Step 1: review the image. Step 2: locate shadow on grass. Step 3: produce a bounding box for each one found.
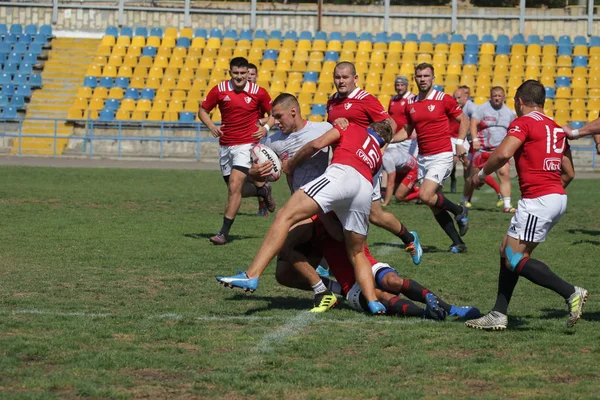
[567,228,600,237]
[370,242,445,253]
[541,309,600,322]
[184,233,259,242]
[225,294,311,313]
[571,239,600,246]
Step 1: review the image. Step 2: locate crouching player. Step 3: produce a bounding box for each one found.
[276,213,481,318]
[380,144,420,206]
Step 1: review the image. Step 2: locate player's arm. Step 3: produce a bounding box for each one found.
[252,91,274,140]
[562,117,600,141]
[454,112,469,160]
[400,122,414,143]
[248,160,273,181]
[385,117,397,136]
[473,136,522,187]
[470,116,481,151]
[561,148,575,189]
[284,127,340,174]
[198,106,223,138]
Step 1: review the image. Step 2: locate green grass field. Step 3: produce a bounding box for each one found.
[1,165,599,399]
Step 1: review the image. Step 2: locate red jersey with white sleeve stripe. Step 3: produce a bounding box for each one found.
[404,89,463,156]
[201,80,272,146]
[506,111,569,199]
[327,87,390,128]
[330,123,384,182]
[388,91,415,133]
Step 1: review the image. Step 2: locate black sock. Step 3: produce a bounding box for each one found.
[397,225,414,245]
[241,181,259,197]
[518,257,575,299]
[434,193,462,215]
[451,165,456,183]
[492,257,519,315]
[256,186,268,198]
[388,296,423,317]
[220,217,234,236]
[434,211,463,245]
[400,279,428,303]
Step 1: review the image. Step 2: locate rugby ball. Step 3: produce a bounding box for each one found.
[251,144,282,182]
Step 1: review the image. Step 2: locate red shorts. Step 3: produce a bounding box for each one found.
[472,151,491,169]
[396,163,419,190]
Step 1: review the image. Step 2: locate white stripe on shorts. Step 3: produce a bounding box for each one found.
[304,177,330,198]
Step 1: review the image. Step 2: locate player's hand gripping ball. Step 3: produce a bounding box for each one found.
[251,144,282,182]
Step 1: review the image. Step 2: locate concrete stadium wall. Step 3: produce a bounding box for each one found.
[0,4,597,37]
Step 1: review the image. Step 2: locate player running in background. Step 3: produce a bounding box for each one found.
[403,63,470,254]
[462,87,516,213]
[216,120,395,315]
[388,75,418,157]
[199,57,274,245]
[380,145,420,205]
[276,213,481,318]
[329,62,422,265]
[466,80,587,331]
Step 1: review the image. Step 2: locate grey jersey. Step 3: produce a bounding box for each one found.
[264,121,332,192]
[383,145,417,173]
[473,102,516,151]
[463,100,478,119]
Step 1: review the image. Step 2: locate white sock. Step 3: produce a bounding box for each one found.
[460,195,469,203]
[311,280,327,295]
[503,197,511,208]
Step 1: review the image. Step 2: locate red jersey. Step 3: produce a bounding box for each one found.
[388,92,415,132]
[327,88,390,128]
[404,89,463,156]
[331,123,383,182]
[507,111,568,199]
[201,80,272,146]
[313,214,378,295]
[449,116,460,139]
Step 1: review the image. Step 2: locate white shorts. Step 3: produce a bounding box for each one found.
[300,164,373,236]
[371,166,383,202]
[419,152,454,185]
[451,137,471,155]
[219,143,253,177]
[346,262,393,312]
[507,194,567,243]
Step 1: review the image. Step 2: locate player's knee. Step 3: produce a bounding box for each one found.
[504,247,524,271]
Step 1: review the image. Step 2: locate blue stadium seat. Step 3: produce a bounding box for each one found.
[15,84,31,97]
[134,27,148,38]
[573,56,588,67]
[99,109,115,122]
[18,63,32,74]
[389,33,403,42]
[140,88,155,100]
[10,24,23,35]
[315,31,328,41]
[299,31,313,41]
[1,106,18,119]
[421,33,433,43]
[0,42,10,55]
[99,77,114,88]
[590,36,600,47]
[254,30,268,40]
[573,35,587,46]
[29,73,42,87]
[269,30,283,40]
[433,84,444,91]
[150,27,164,38]
[303,71,318,82]
[558,35,572,47]
[32,34,48,46]
[115,77,129,89]
[176,37,190,48]
[3,63,17,74]
[464,53,478,65]
[1,83,15,96]
[0,73,10,85]
[142,46,157,57]
[4,34,18,44]
[557,46,572,56]
[12,73,27,85]
[105,26,119,37]
[359,32,373,42]
[39,24,53,38]
[83,76,98,88]
[324,51,339,62]
[571,120,585,128]
[527,35,541,45]
[8,52,21,63]
[263,49,278,60]
[555,77,570,88]
[0,95,7,107]
[481,34,494,44]
[124,88,139,100]
[104,98,120,110]
[511,34,525,44]
[240,29,253,40]
[466,34,479,44]
[24,24,37,36]
[120,26,133,37]
[450,33,464,43]
[28,43,42,55]
[543,35,557,46]
[224,29,237,39]
[23,53,38,64]
[434,33,449,45]
[209,28,222,39]
[11,95,25,109]
[284,31,298,41]
[0,24,7,36]
[330,32,342,41]
[179,111,195,123]
[344,32,358,42]
[18,34,33,44]
[405,33,419,43]
[374,32,387,44]
[311,104,327,116]
[496,35,510,54]
[194,28,207,39]
[465,43,478,53]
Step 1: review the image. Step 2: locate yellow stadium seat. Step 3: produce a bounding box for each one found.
[161,76,176,90]
[313,91,329,104]
[146,36,161,47]
[278,48,294,61]
[147,110,163,122]
[388,41,403,53]
[252,38,267,50]
[572,66,587,79]
[149,67,164,79]
[540,75,554,87]
[494,54,509,66]
[447,53,462,65]
[418,42,433,53]
[308,51,324,62]
[72,96,88,110]
[88,96,105,111]
[478,64,493,77]
[222,38,236,49]
[365,82,379,95]
[374,42,387,52]
[491,75,506,87]
[282,39,297,50]
[480,43,495,55]
[474,96,487,105]
[327,40,342,52]
[180,28,193,39]
[145,76,161,90]
[184,100,199,112]
[384,61,400,74]
[68,107,83,119]
[153,55,168,69]
[307,60,322,72]
[445,74,460,86]
[525,66,540,80]
[298,91,313,105]
[300,103,311,116]
[573,45,587,57]
[525,55,540,66]
[527,44,541,56]
[399,62,414,76]
[115,109,130,121]
[117,66,132,78]
[115,36,130,47]
[404,41,418,53]
[589,76,600,89]
[365,72,381,85]
[96,45,111,57]
[130,110,146,121]
[342,40,357,52]
[541,54,556,67]
[355,61,369,76]
[168,99,184,113]
[215,57,230,70]
[165,111,180,122]
[479,54,494,67]
[555,87,571,99]
[152,98,168,112]
[191,79,207,92]
[284,80,300,94]
[417,53,432,64]
[132,66,148,78]
[449,42,464,54]
[155,88,171,101]
[371,51,386,64]
[267,38,281,50]
[590,88,600,99]
[380,81,396,95]
[85,110,99,120]
[172,47,187,58]
[102,65,117,78]
[554,109,570,125]
[93,56,107,66]
[259,59,275,72]
[590,56,600,68]
[358,40,373,52]
[434,43,449,53]
[297,39,312,51]
[542,44,556,56]
[589,109,600,121]
[354,51,369,63]
[157,46,172,58]
[511,43,526,56]
[270,80,285,94]
[434,63,446,76]
[134,56,151,68]
[556,67,571,77]
[233,47,248,58]
[163,27,177,39]
[101,35,116,47]
[308,114,324,122]
[317,81,333,95]
[276,59,291,72]
[302,81,317,94]
[294,50,309,62]
[587,98,600,110]
[86,64,101,77]
[76,86,92,99]
[135,99,152,112]
[510,64,525,77]
[179,67,194,81]
[123,55,138,68]
[340,50,354,62]
[402,52,416,64]
[206,37,221,49]
[557,55,572,67]
[130,76,145,89]
[571,98,586,111]
[444,84,458,95]
[191,37,205,49]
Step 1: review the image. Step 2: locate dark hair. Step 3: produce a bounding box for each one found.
[490,86,505,94]
[369,120,394,144]
[230,57,249,69]
[335,61,357,76]
[415,62,434,75]
[272,93,300,109]
[247,63,258,71]
[515,80,545,108]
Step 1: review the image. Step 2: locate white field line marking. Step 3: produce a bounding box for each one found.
[373,237,403,258]
[255,311,316,354]
[0,308,433,326]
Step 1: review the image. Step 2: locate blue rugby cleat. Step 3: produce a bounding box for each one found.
[368,300,386,315]
[216,270,259,292]
[449,305,482,319]
[423,293,447,321]
[315,265,330,278]
[405,231,423,265]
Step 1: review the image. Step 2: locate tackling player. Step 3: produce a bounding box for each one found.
[199,57,274,245]
[403,63,470,253]
[380,145,420,205]
[466,80,587,331]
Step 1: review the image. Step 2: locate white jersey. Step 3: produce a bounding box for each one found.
[264,121,332,192]
[463,100,478,119]
[382,145,417,173]
[473,102,516,151]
